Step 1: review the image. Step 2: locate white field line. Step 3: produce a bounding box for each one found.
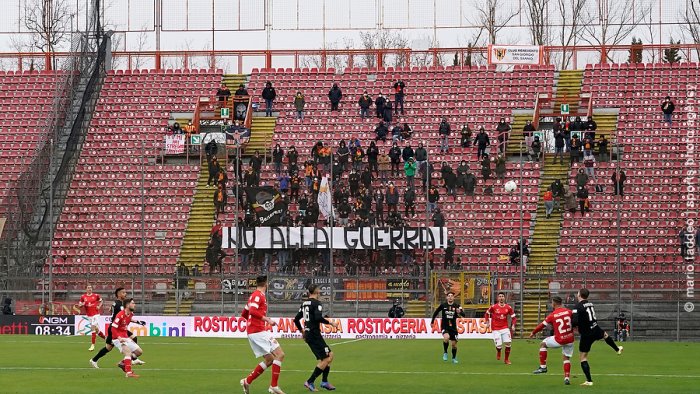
[1,366,699,379]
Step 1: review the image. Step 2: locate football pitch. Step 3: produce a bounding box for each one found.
[1,336,699,394]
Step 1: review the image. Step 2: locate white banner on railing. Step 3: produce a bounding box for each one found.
[488,45,543,65]
[221,227,447,250]
[164,134,185,154]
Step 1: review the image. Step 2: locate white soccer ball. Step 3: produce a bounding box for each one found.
[504,180,517,193]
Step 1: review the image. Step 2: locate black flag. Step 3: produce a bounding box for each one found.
[245,187,286,226]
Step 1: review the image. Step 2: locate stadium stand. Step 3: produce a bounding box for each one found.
[50,69,223,280]
[556,62,699,290]
[0,70,64,216]
[216,65,557,274]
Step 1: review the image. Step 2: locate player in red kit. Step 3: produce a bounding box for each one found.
[79,285,104,351]
[484,292,517,364]
[240,276,286,394]
[111,298,143,378]
[529,296,575,385]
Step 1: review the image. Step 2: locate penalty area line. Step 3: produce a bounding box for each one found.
[2,367,700,379]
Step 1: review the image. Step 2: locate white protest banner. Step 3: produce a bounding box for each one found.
[221,227,448,250]
[164,134,185,154]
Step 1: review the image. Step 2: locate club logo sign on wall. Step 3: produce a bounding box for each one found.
[246,187,286,226]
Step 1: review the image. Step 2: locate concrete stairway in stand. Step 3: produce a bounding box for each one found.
[554,70,584,114]
[246,115,277,156]
[506,113,535,156]
[521,157,571,331]
[163,162,216,315]
[222,74,249,91]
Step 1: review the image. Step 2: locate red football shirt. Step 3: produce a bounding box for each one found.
[243,289,268,334]
[543,307,574,344]
[80,293,102,317]
[111,310,132,339]
[485,303,515,330]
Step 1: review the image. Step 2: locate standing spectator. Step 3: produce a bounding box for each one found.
[401,143,414,163]
[298,192,309,217]
[422,161,435,189]
[585,116,597,141]
[612,170,626,196]
[438,117,451,153]
[272,144,284,176]
[336,140,350,170]
[509,244,520,266]
[576,186,589,217]
[495,155,506,180]
[404,187,416,217]
[680,227,689,258]
[523,120,536,153]
[207,157,220,187]
[583,152,596,180]
[404,157,417,189]
[337,199,351,226]
[383,99,393,124]
[401,122,413,140]
[460,124,473,148]
[378,152,390,183]
[481,153,491,180]
[206,240,226,274]
[234,84,249,96]
[570,135,581,164]
[432,208,445,227]
[348,169,360,197]
[389,143,402,176]
[217,84,231,103]
[205,138,218,162]
[530,135,542,162]
[474,127,490,160]
[571,116,584,132]
[661,96,675,126]
[213,184,227,217]
[374,189,385,225]
[414,142,428,176]
[250,151,263,183]
[563,189,577,213]
[551,179,564,211]
[386,183,399,214]
[216,168,228,189]
[543,188,554,218]
[358,91,373,119]
[428,185,440,213]
[393,79,406,115]
[575,168,589,188]
[261,81,276,117]
[444,239,456,269]
[598,135,609,162]
[374,121,389,142]
[582,136,594,157]
[496,118,512,154]
[279,173,290,195]
[361,167,373,190]
[328,83,343,111]
[375,93,386,118]
[290,173,301,202]
[293,91,306,121]
[553,129,565,164]
[352,144,365,172]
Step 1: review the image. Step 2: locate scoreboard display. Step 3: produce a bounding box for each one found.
[0,315,75,335]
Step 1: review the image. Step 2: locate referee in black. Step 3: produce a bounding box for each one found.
[294,284,340,391]
[572,288,623,386]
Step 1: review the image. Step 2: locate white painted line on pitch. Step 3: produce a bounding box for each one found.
[329,338,364,346]
[2,366,699,379]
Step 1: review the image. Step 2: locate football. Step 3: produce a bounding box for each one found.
[504,180,517,193]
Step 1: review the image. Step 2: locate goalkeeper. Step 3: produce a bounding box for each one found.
[89,287,146,368]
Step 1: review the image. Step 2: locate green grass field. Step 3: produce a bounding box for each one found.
[1,336,699,393]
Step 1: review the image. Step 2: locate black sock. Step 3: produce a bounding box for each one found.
[91,347,110,362]
[308,367,323,384]
[452,347,457,359]
[604,336,620,352]
[443,342,448,353]
[581,361,592,382]
[322,366,330,382]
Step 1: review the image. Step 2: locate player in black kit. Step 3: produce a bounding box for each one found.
[431,291,466,364]
[294,284,340,392]
[572,288,623,386]
[89,287,146,368]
